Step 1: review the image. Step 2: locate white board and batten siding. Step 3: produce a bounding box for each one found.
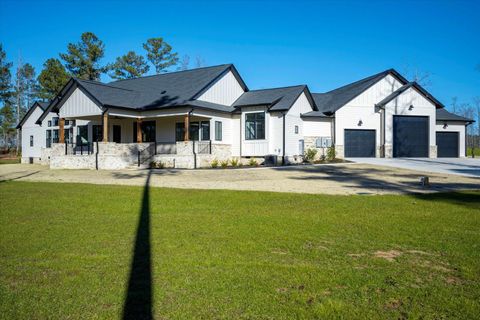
[335,74,403,147]
[240,106,269,156]
[59,88,102,118]
[21,106,45,159]
[284,92,314,156]
[384,87,437,147]
[197,71,245,106]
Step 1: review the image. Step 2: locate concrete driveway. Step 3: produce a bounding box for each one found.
[346,157,480,178]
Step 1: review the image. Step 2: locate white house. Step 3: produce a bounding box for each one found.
[18,64,474,169]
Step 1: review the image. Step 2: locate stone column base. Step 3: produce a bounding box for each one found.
[429,146,437,158]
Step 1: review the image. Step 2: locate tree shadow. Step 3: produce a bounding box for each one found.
[0,170,40,183]
[123,170,152,320]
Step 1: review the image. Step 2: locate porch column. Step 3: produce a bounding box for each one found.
[136,118,142,143]
[184,114,190,141]
[59,118,65,143]
[102,112,109,142]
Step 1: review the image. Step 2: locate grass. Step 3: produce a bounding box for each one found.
[467,147,480,157]
[0,157,20,164]
[0,181,479,319]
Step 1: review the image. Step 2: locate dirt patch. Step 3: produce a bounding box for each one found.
[384,298,403,310]
[347,253,365,258]
[374,250,402,262]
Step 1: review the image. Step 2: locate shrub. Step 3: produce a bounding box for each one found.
[230,158,239,167]
[248,158,258,166]
[149,160,165,169]
[220,160,229,168]
[211,159,219,168]
[304,148,317,162]
[326,146,336,161]
[319,154,326,162]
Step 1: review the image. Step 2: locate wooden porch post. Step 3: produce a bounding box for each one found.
[184,113,190,141]
[59,118,65,143]
[102,112,109,142]
[136,118,142,143]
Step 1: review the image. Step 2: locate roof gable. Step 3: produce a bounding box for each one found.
[312,69,408,114]
[376,82,445,109]
[17,102,47,129]
[436,108,474,122]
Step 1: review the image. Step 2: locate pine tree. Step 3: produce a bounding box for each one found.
[107,51,150,80]
[143,38,178,73]
[38,58,70,100]
[0,44,12,103]
[0,101,15,148]
[60,32,105,80]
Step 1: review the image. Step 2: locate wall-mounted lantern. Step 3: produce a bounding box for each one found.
[408,104,414,111]
[443,122,448,129]
[358,119,363,126]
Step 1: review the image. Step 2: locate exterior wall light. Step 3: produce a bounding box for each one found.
[358,119,363,126]
[408,105,414,111]
[443,123,448,129]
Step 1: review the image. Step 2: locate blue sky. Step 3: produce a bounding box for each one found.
[1,0,479,109]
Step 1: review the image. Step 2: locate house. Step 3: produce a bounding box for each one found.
[18,64,474,169]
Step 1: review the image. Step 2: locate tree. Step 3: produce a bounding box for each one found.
[177,54,190,71]
[107,51,150,80]
[0,44,12,103]
[60,32,105,80]
[13,62,38,153]
[0,101,15,148]
[403,64,432,87]
[450,97,458,114]
[195,56,206,68]
[143,38,178,73]
[38,58,70,100]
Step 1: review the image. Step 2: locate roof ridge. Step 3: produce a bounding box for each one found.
[323,69,392,94]
[247,84,306,92]
[109,64,233,84]
[75,78,136,92]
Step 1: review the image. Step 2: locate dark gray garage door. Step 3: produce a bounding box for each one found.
[345,129,376,157]
[437,132,459,157]
[393,116,429,157]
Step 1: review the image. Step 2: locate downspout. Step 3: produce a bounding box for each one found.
[239,111,242,158]
[282,112,286,165]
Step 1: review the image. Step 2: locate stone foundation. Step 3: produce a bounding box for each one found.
[335,145,344,159]
[429,146,437,158]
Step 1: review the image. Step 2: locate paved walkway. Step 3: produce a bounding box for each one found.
[346,158,480,178]
[1,163,478,195]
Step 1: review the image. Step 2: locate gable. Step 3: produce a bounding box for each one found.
[21,105,44,128]
[197,71,245,106]
[288,92,314,116]
[347,74,403,107]
[59,88,103,118]
[385,86,436,110]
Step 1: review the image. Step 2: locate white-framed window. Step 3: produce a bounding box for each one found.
[245,112,265,140]
[30,135,34,147]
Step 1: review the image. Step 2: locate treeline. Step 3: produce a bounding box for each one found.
[0,32,199,150]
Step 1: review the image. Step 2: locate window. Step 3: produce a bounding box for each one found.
[65,120,69,126]
[65,128,74,144]
[30,135,34,147]
[71,120,76,126]
[175,122,185,141]
[295,125,299,134]
[93,125,103,142]
[52,117,59,126]
[201,121,210,141]
[132,121,156,142]
[46,130,52,148]
[52,129,59,143]
[48,120,52,127]
[245,112,265,140]
[190,122,200,141]
[215,121,222,141]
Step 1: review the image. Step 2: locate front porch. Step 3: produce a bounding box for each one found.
[49,112,231,169]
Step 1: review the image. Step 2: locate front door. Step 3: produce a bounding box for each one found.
[113,125,121,143]
[77,125,88,145]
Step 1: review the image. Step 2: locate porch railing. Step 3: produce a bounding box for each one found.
[64,141,95,155]
[194,140,212,154]
[155,142,176,155]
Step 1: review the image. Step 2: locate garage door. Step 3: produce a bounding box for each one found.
[393,116,429,157]
[345,129,376,157]
[437,132,459,157]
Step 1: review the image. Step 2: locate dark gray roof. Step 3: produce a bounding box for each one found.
[376,82,445,109]
[301,111,333,118]
[312,69,408,114]
[436,108,474,122]
[233,85,316,111]
[37,101,49,111]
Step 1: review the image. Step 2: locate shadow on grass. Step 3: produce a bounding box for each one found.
[0,170,40,183]
[123,170,152,320]
[413,191,480,210]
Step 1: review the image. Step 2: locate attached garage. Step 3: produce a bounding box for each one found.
[436,132,459,157]
[393,116,429,157]
[344,129,376,157]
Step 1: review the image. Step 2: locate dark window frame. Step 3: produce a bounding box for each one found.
[245,112,265,140]
[295,125,299,134]
[30,135,34,147]
[215,121,222,141]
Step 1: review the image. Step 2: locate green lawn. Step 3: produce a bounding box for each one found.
[1,181,479,319]
[467,147,480,157]
[0,158,20,165]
